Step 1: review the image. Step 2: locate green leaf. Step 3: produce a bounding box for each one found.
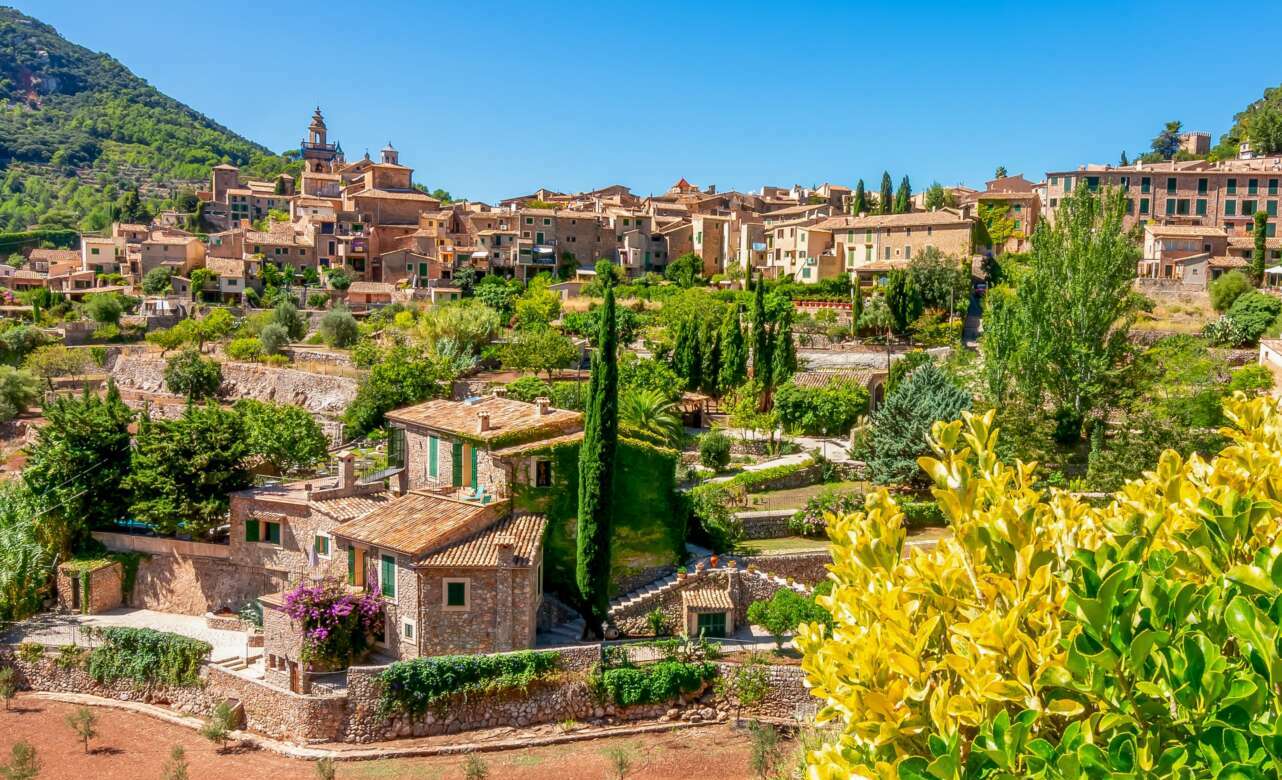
[1225,595,1281,683]
[1227,564,1280,596]
[897,757,931,780]
[1128,629,1169,673]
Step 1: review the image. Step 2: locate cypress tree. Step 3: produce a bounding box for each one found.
[1253,210,1268,285]
[851,179,867,215]
[575,275,619,640]
[751,271,771,388]
[770,308,797,384]
[894,175,912,214]
[1119,151,1129,167]
[879,172,894,215]
[699,318,722,396]
[718,304,747,392]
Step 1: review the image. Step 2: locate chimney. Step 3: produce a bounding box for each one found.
[534,397,551,416]
[477,411,491,433]
[338,451,355,489]
[495,535,515,567]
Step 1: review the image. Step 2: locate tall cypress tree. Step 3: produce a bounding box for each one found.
[751,271,771,388]
[718,304,747,392]
[851,179,867,215]
[699,319,722,396]
[1253,210,1269,285]
[576,270,619,640]
[770,308,797,384]
[894,175,912,214]
[879,172,894,215]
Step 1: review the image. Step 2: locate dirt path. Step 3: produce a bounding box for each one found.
[0,695,773,779]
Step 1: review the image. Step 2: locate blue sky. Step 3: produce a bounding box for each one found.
[16,0,1279,203]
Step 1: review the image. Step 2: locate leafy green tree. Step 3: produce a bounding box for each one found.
[188,267,216,301]
[23,383,132,551]
[1225,290,1282,343]
[501,326,578,381]
[620,387,682,447]
[259,322,289,355]
[65,706,97,753]
[978,285,1020,404]
[619,354,682,405]
[1253,210,1269,284]
[893,175,912,214]
[115,187,148,224]
[774,380,869,435]
[0,366,37,421]
[234,399,328,475]
[0,483,50,621]
[860,362,970,486]
[344,346,442,437]
[513,279,562,329]
[664,253,704,288]
[1209,268,1253,312]
[576,277,619,640]
[883,269,923,334]
[746,588,831,648]
[419,300,500,357]
[318,307,358,347]
[983,184,1139,439]
[84,292,125,325]
[878,172,893,215]
[163,348,222,400]
[850,179,867,214]
[325,267,352,292]
[670,315,702,391]
[1150,119,1183,160]
[274,300,306,340]
[922,182,955,210]
[197,307,235,345]
[126,403,251,537]
[908,246,967,314]
[141,267,173,295]
[718,305,747,393]
[994,165,1008,179]
[859,294,895,368]
[472,275,520,319]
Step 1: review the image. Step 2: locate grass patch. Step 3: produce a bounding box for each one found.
[736,536,829,556]
[737,480,866,512]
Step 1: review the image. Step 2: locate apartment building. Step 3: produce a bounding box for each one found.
[972,190,1040,255]
[1044,156,1282,240]
[814,211,974,284]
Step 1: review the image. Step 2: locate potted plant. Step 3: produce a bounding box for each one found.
[710,554,720,568]
[676,566,688,581]
[727,559,737,570]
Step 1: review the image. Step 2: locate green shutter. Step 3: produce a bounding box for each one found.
[381,555,396,598]
[266,522,281,545]
[245,519,259,543]
[347,546,356,585]
[451,441,463,487]
[470,446,479,490]
[447,581,466,606]
[429,435,438,478]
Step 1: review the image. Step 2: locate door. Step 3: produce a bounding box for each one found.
[70,575,81,611]
[696,611,726,638]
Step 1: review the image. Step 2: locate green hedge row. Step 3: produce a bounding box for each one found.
[0,229,78,256]
[85,626,210,688]
[595,660,717,707]
[377,650,560,717]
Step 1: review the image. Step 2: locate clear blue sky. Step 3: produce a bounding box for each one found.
[15,0,1278,203]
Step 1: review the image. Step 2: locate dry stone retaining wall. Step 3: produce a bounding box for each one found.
[742,551,832,588]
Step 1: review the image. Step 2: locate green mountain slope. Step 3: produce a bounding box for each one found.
[0,6,296,233]
[1209,83,1282,161]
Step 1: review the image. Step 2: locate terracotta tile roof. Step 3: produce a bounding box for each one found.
[683,589,733,610]
[765,203,832,217]
[791,368,882,390]
[29,249,79,264]
[975,190,1039,200]
[855,260,910,272]
[347,281,396,296]
[331,490,507,557]
[1210,256,1250,268]
[414,513,546,569]
[813,211,971,231]
[1148,225,1227,238]
[205,257,248,276]
[387,396,582,443]
[350,189,438,202]
[310,492,394,522]
[1228,236,1282,250]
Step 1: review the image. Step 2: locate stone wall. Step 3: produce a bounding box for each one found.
[716,661,817,721]
[737,510,796,540]
[610,567,797,637]
[129,551,288,616]
[741,551,832,587]
[106,354,357,417]
[55,562,123,615]
[205,665,346,743]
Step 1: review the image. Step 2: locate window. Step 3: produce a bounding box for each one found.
[1140,198,1150,214]
[314,534,330,558]
[1249,179,1259,195]
[1271,179,1280,196]
[244,519,258,542]
[1269,201,1278,217]
[1226,200,1237,216]
[1065,178,1073,192]
[1141,177,1151,193]
[1245,200,1261,216]
[402,619,415,640]
[1228,178,1238,195]
[444,579,468,609]
[535,459,552,487]
[380,554,396,598]
[428,435,438,478]
[1176,199,1190,216]
[525,217,533,224]
[245,518,280,544]
[451,441,464,487]
[543,218,550,226]
[1166,177,1176,194]
[90,247,100,255]
[1165,199,1176,216]
[265,521,281,545]
[696,611,727,638]
[1196,199,1207,216]
[1198,178,1208,195]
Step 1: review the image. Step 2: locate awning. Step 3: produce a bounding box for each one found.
[471,251,489,258]
[535,247,555,255]
[1266,265,1282,274]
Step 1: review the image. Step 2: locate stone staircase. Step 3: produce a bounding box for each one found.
[211,651,262,674]
[536,543,715,647]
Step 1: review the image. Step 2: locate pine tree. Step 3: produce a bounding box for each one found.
[575,277,619,640]
[1120,151,1129,167]
[859,362,971,487]
[1253,210,1269,285]
[851,179,867,215]
[994,165,1008,179]
[718,305,747,392]
[894,175,912,214]
[879,172,894,215]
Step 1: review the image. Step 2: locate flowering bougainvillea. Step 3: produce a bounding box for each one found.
[281,577,382,667]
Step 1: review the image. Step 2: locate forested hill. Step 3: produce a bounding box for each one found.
[0,6,296,233]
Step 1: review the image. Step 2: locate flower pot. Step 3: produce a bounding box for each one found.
[710,555,719,568]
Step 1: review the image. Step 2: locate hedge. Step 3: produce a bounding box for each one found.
[0,229,78,256]
[595,660,717,706]
[85,627,210,688]
[377,650,560,717]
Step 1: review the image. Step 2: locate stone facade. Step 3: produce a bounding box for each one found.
[129,549,288,616]
[737,509,796,540]
[741,551,832,588]
[55,561,123,615]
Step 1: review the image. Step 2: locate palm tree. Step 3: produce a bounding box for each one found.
[620,388,682,446]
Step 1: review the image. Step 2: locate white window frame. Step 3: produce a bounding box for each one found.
[442,577,470,611]
[314,532,333,559]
